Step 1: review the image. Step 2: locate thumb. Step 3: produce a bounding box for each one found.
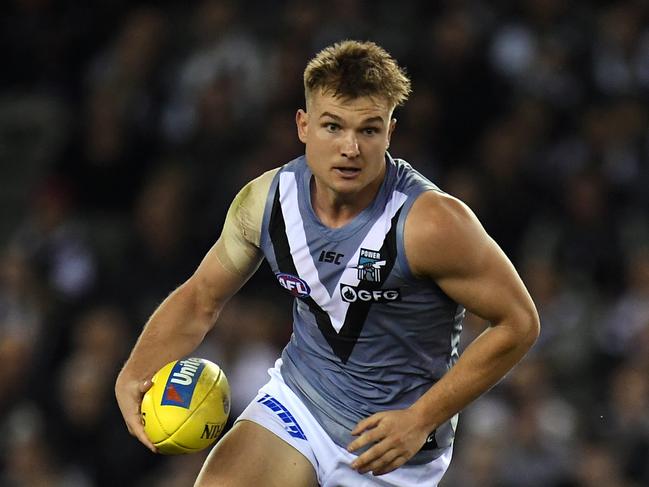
[139,378,153,394]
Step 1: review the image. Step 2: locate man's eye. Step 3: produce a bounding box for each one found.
[325,123,340,132]
[362,127,379,135]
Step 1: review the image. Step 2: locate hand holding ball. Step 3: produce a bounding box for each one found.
[141,357,230,454]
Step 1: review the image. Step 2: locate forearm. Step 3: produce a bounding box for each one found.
[118,279,220,384]
[410,317,538,432]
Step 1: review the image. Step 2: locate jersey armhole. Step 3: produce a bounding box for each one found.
[259,169,282,251]
[397,188,443,284]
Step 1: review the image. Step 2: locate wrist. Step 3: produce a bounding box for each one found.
[116,363,146,385]
[408,402,439,434]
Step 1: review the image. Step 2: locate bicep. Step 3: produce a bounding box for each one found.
[190,237,262,312]
[407,193,536,326]
[435,233,533,326]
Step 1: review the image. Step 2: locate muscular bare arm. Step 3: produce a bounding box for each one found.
[115,170,275,452]
[349,190,540,474]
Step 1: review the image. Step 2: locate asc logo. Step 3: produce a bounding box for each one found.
[340,284,401,303]
[276,273,311,298]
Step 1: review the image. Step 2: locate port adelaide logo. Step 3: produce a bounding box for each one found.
[354,248,385,282]
[340,248,401,303]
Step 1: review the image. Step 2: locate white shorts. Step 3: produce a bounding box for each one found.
[236,359,453,487]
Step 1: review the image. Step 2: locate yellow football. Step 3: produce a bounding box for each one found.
[141,357,230,455]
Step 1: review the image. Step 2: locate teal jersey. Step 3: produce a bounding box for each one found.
[259,154,464,464]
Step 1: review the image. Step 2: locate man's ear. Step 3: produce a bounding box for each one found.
[296,109,309,144]
[386,118,397,149]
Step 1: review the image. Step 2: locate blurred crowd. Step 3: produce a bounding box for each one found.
[1,0,648,486]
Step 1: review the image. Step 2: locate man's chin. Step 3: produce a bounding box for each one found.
[329,178,365,194]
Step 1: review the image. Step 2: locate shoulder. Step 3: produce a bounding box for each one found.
[407,190,481,241]
[227,167,280,246]
[235,167,280,208]
[234,157,305,207]
[404,190,491,280]
[232,168,280,222]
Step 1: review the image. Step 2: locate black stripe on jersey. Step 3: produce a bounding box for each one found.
[269,188,338,349]
[269,186,402,364]
[269,187,296,273]
[334,207,401,363]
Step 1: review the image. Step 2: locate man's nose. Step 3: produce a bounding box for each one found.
[341,133,360,158]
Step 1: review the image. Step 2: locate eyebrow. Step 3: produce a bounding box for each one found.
[319,112,385,126]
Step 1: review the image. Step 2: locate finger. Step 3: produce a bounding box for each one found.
[351,413,383,436]
[351,440,393,472]
[139,378,153,394]
[358,448,400,475]
[127,413,157,453]
[136,430,158,454]
[116,381,157,453]
[372,454,408,476]
[347,425,385,453]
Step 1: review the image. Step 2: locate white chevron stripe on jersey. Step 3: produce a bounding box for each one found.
[280,172,337,324]
[279,171,408,333]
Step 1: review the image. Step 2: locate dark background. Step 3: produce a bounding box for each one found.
[1,0,648,485]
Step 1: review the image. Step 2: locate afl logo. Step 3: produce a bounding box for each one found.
[276,273,311,297]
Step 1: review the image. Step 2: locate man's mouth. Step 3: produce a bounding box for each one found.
[333,167,361,176]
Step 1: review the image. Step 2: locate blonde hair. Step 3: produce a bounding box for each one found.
[303,40,412,109]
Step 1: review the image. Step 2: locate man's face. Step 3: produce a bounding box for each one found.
[296,90,396,199]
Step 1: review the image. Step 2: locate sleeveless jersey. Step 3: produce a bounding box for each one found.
[258,154,464,464]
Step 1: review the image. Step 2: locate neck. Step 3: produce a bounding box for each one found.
[310,171,384,229]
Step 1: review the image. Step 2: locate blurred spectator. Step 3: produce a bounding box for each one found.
[554,170,624,293]
[50,304,153,486]
[596,245,649,358]
[0,246,47,417]
[520,256,593,386]
[591,2,649,96]
[497,359,576,486]
[489,0,584,109]
[117,163,198,331]
[571,440,639,487]
[162,0,268,145]
[55,7,169,213]
[474,117,537,256]
[9,178,97,301]
[603,363,649,483]
[136,452,209,487]
[199,295,285,416]
[0,403,93,487]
